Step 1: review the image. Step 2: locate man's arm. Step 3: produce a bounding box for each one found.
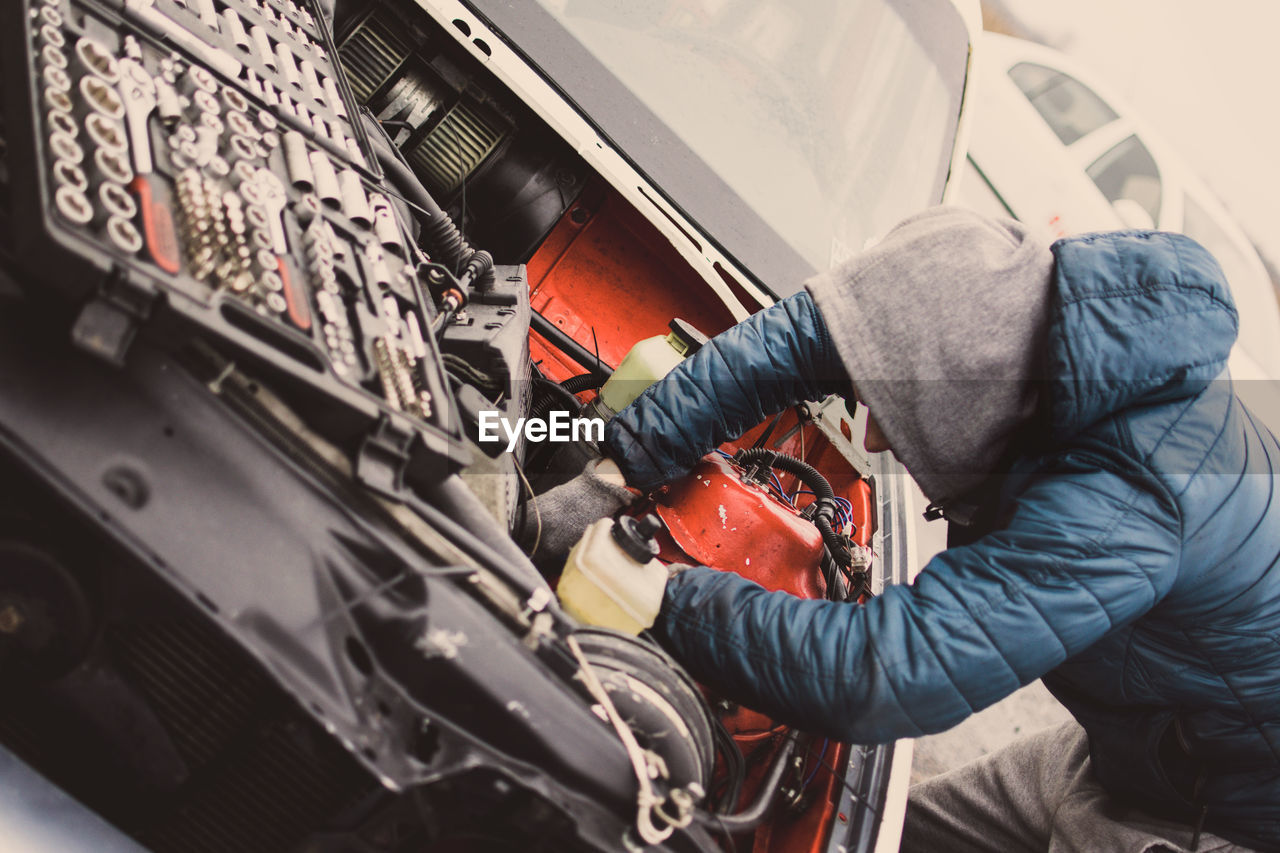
[605,291,850,491]
[651,452,1182,743]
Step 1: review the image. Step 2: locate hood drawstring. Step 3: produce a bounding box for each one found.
[1190,789,1208,851]
[1173,717,1209,851]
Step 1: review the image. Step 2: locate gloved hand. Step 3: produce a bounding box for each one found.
[519,457,637,570]
[664,562,695,578]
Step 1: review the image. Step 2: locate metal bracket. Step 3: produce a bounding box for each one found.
[356,415,416,498]
[807,398,872,480]
[71,265,155,366]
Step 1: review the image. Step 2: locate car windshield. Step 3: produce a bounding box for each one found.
[468,0,970,293]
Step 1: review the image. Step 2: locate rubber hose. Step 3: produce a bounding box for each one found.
[530,311,614,383]
[694,730,801,832]
[372,142,474,273]
[459,250,495,289]
[734,448,852,567]
[530,378,582,423]
[560,373,601,395]
[422,214,471,275]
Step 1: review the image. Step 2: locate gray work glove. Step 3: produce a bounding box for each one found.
[520,458,637,571]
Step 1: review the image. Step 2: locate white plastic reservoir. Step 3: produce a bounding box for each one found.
[557,515,668,635]
[597,319,707,416]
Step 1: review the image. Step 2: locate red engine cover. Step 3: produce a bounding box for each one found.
[650,454,827,600]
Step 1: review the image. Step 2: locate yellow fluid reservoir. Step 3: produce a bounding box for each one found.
[598,319,707,416]
[557,515,667,635]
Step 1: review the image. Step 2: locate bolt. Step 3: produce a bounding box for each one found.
[102,465,149,509]
[0,604,24,634]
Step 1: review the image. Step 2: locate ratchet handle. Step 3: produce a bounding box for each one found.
[130,174,181,274]
[278,257,311,331]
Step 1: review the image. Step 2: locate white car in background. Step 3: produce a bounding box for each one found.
[958,32,1280,421]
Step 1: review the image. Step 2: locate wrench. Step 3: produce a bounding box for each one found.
[123,0,241,78]
[193,0,218,31]
[246,169,311,330]
[118,58,180,273]
[248,168,288,254]
[118,58,156,174]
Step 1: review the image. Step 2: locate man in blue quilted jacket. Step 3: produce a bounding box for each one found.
[537,207,1279,851]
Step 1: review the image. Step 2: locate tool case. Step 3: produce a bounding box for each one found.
[0,0,471,491]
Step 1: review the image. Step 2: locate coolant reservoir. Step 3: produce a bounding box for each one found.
[597,319,707,416]
[557,514,668,635]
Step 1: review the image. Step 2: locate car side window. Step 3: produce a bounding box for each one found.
[1007,62,1119,146]
[1085,135,1162,225]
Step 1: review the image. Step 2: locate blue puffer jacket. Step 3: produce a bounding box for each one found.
[604,233,1280,850]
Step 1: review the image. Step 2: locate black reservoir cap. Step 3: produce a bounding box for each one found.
[612,514,663,563]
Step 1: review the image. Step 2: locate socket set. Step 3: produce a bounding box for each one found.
[1,0,471,487]
[133,0,373,170]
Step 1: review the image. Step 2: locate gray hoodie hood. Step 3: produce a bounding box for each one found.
[805,206,1054,503]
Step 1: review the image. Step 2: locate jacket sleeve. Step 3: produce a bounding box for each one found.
[651,453,1182,743]
[604,291,849,491]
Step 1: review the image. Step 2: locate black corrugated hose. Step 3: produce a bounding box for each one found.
[371,140,473,272]
[529,378,582,423]
[559,373,601,395]
[364,112,495,290]
[458,250,494,290]
[733,448,853,568]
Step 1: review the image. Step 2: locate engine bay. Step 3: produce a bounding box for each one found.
[0,0,910,850]
[350,2,893,848]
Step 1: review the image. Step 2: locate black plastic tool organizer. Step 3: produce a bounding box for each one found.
[1,0,471,491]
[143,0,374,171]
